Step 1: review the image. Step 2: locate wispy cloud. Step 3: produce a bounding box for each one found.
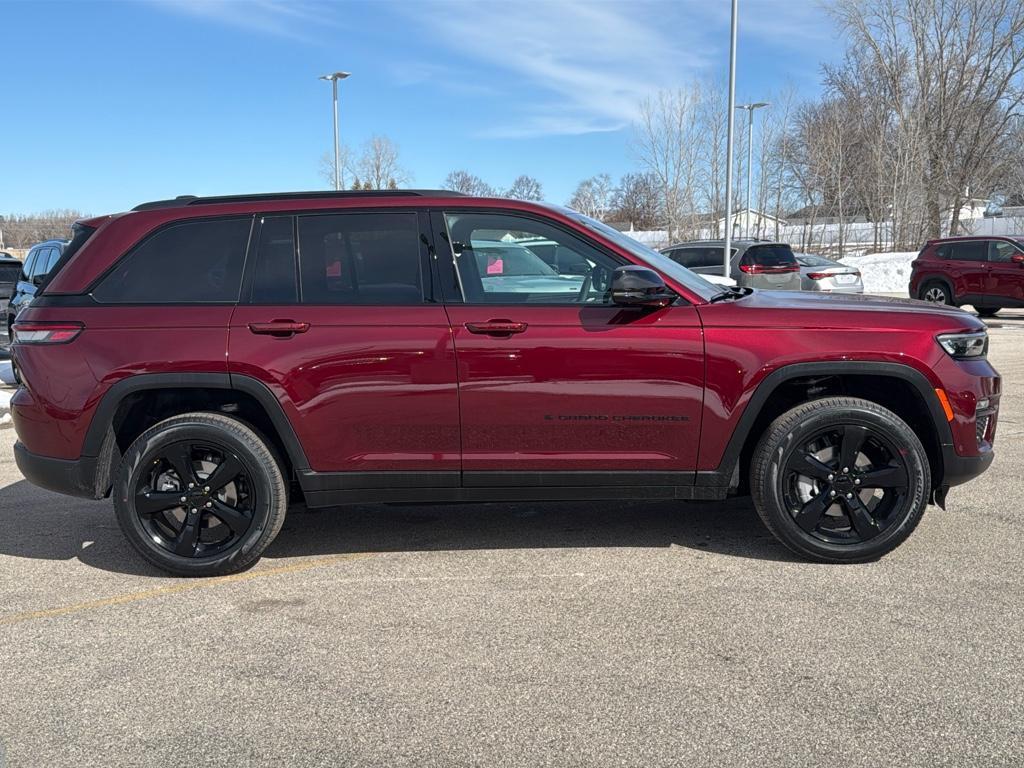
[149,0,340,42]
[395,0,711,138]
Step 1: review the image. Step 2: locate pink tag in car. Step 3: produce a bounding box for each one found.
[487,258,504,275]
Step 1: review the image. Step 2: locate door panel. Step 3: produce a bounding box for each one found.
[229,306,460,472]
[445,303,704,474]
[944,240,989,300]
[987,241,1024,307]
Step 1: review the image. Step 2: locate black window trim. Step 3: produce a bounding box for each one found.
[240,207,435,307]
[428,206,645,307]
[85,214,256,306]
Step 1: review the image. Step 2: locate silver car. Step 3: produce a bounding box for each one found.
[660,240,803,291]
[795,252,864,294]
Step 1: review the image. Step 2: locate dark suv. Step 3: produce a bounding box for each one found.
[909,235,1024,316]
[5,239,66,339]
[11,192,999,576]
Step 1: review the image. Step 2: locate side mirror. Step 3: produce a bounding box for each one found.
[1012,253,1024,265]
[610,265,676,308]
[31,272,47,287]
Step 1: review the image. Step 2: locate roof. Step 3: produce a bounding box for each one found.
[131,189,466,212]
[664,239,787,248]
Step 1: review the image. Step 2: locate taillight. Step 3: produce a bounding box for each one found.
[807,270,861,280]
[12,322,84,344]
[739,264,799,274]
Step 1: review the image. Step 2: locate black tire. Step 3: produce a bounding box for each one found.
[976,307,1000,318]
[920,281,953,305]
[750,397,929,563]
[113,412,288,577]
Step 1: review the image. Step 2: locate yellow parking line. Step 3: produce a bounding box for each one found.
[0,552,374,627]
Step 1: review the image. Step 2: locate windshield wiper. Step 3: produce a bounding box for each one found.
[709,286,752,303]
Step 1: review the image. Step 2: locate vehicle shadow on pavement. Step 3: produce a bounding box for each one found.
[0,480,801,576]
[262,496,800,564]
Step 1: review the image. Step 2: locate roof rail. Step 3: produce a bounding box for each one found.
[131,189,466,212]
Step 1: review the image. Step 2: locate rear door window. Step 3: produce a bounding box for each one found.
[93,217,251,303]
[250,216,298,303]
[21,250,39,280]
[947,241,988,262]
[40,247,61,276]
[296,212,423,305]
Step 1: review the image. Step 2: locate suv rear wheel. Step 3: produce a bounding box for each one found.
[920,281,953,305]
[976,307,1000,318]
[750,397,929,563]
[113,412,288,577]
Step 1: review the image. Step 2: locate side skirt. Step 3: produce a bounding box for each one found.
[297,470,728,507]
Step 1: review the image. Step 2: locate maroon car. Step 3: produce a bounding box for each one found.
[909,235,1024,316]
[10,192,1000,575]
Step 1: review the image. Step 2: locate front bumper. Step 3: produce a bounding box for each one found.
[941,444,994,487]
[14,441,102,500]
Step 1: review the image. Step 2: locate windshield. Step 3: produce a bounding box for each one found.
[564,210,723,301]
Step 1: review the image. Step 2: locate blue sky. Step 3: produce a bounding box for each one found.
[2,0,841,214]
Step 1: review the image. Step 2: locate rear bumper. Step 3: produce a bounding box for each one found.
[941,444,994,487]
[14,441,101,500]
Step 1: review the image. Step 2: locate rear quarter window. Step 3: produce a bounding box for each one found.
[92,217,251,304]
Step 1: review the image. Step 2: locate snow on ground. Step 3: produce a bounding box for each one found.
[0,360,14,388]
[840,251,918,295]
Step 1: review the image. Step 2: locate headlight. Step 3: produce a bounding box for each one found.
[937,331,988,359]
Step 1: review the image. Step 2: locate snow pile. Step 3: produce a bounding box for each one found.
[840,251,918,295]
[0,385,11,427]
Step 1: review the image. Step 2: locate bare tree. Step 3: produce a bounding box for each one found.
[610,173,662,229]
[0,210,89,249]
[829,0,1024,238]
[567,174,614,219]
[443,170,496,196]
[632,87,702,241]
[352,135,411,190]
[505,175,544,201]
[318,146,352,189]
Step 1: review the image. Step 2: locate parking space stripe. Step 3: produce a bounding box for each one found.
[0,552,375,627]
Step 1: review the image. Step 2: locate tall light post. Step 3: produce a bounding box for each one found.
[723,0,738,278]
[735,102,769,238]
[319,71,350,191]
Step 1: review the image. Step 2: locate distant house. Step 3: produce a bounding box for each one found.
[717,208,787,237]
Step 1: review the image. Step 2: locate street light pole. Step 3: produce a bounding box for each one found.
[723,0,738,278]
[319,71,351,191]
[736,102,770,238]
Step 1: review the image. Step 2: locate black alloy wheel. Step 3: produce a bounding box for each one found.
[114,412,288,576]
[751,397,929,563]
[780,424,909,544]
[921,283,952,304]
[134,441,256,559]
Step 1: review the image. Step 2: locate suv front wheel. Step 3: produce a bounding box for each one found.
[113,412,288,576]
[750,397,929,563]
[920,281,953,305]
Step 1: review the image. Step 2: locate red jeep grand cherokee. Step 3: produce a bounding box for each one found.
[909,235,1024,316]
[11,191,1000,576]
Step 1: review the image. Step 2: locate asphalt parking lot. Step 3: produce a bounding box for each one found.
[1,311,1022,767]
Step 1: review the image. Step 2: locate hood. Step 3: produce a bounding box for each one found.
[701,289,986,332]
